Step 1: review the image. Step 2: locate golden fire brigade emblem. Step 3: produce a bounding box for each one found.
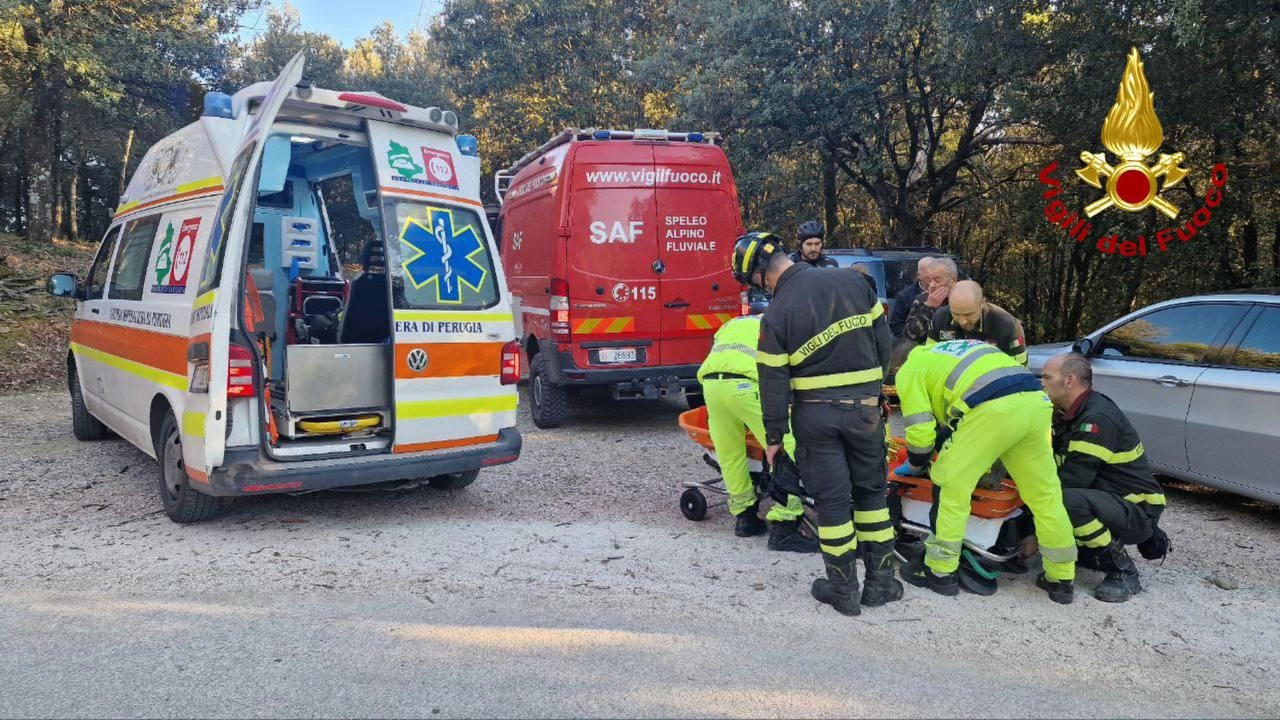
[1076,48,1189,219]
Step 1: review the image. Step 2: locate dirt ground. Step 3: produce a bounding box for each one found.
[1,387,1278,717]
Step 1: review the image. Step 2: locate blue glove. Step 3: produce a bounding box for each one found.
[893,461,928,478]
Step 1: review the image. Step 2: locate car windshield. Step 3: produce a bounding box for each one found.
[882,259,915,298]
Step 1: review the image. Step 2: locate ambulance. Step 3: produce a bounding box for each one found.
[47,53,522,523]
[494,129,745,428]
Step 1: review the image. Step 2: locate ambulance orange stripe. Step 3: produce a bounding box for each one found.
[113,186,224,219]
[71,320,188,376]
[378,186,484,208]
[393,342,505,379]
[393,434,500,454]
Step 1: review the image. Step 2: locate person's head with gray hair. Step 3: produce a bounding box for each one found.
[1041,352,1093,411]
[931,256,958,284]
[915,256,937,288]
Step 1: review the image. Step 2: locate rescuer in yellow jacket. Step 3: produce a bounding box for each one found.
[697,315,817,553]
[890,339,1078,603]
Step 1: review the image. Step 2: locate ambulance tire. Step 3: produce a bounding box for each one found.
[156,412,223,524]
[428,469,479,491]
[529,353,568,429]
[69,367,108,441]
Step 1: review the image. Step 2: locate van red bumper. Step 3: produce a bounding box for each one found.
[205,427,522,496]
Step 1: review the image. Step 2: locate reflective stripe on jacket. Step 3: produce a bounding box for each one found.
[697,315,761,383]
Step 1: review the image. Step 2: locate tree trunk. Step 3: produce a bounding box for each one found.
[1241,220,1258,284]
[119,126,137,196]
[66,160,80,239]
[821,154,838,244]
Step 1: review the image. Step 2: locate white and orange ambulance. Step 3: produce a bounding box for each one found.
[48,53,522,522]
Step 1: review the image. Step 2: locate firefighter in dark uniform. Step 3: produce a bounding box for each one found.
[731,232,899,617]
[790,220,839,268]
[1041,353,1170,602]
[927,280,1028,365]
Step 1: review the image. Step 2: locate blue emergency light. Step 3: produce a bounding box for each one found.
[456,134,479,156]
[688,132,705,143]
[202,92,234,119]
[593,130,611,140]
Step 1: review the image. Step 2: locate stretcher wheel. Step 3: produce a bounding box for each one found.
[680,488,708,521]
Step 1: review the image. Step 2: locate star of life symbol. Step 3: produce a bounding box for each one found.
[1075,47,1189,219]
[399,207,488,304]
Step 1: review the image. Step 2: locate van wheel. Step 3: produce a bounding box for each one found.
[685,391,705,410]
[529,353,568,429]
[156,412,223,524]
[69,368,108,441]
[428,469,479,491]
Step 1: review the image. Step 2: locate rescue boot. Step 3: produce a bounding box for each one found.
[767,519,819,553]
[811,552,861,616]
[900,559,959,597]
[1093,542,1141,603]
[860,541,904,607]
[1035,573,1075,605]
[734,503,767,538]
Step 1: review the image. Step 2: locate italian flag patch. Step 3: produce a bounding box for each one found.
[1079,422,1099,434]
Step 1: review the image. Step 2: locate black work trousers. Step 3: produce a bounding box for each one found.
[792,401,891,553]
[1063,488,1158,548]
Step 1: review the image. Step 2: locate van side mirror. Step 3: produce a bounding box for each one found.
[1072,337,1095,355]
[47,272,81,300]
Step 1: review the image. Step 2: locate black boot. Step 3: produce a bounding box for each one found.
[811,552,861,616]
[1094,542,1141,603]
[734,503,767,537]
[1035,573,1075,605]
[861,541,904,607]
[900,559,959,596]
[767,519,819,553]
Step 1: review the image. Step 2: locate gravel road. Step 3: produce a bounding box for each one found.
[1,388,1278,718]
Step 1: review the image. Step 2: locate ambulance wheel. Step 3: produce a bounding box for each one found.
[685,391,705,410]
[428,469,479,491]
[529,353,567,429]
[69,367,108,441]
[156,412,223,524]
[680,488,708,521]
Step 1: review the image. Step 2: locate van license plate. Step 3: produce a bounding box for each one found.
[598,347,637,364]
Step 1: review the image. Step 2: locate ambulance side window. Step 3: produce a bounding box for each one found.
[84,226,122,301]
[107,215,162,302]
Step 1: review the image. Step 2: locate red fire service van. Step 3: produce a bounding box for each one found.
[494,128,746,428]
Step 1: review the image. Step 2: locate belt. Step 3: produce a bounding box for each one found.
[797,396,879,407]
[703,372,753,381]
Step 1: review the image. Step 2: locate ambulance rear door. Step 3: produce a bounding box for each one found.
[654,143,744,366]
[564,142,661,369]
[366,120,518,453]
[186,51,305,478]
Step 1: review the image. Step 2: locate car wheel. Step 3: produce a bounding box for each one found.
[529,352,568,429]
[69,367,108,441]
[156,412,223,524]
[428,469,479,491]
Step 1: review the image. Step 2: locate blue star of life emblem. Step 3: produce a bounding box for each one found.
[398,207,488,303]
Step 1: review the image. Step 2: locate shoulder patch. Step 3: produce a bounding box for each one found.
[1079,422,1099,434]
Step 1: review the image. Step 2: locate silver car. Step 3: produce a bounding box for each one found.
[1027,292,1280,503]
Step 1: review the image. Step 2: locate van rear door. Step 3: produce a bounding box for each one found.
[186,52,305,478]
[366,121,518,453]
[564,143,661,369]
[653,144,744,366]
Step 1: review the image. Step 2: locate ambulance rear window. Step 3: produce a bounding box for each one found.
[386,202,499,310]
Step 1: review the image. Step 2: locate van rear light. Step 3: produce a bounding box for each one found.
[740,288,750,316]
[228,343,257,398]
[550,278,571,341]
[500,340,521,385]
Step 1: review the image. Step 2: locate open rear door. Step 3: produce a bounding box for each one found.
[184,52,306,481]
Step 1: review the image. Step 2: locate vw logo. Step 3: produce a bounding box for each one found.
[406,348,429,373]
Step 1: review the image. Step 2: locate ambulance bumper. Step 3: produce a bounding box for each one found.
[206,427,522,496]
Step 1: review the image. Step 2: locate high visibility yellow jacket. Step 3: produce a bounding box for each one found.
[896,339,1044,466]
[697,315,762,383]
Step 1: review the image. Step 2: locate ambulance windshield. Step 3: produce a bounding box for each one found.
[386,201,499,310]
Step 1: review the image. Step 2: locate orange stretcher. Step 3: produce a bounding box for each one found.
[677,407,1026,566]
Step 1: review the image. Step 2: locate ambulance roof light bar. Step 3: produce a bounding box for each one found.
[231,81,461,136]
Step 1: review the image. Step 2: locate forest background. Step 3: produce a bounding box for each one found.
[1,0,1276,360]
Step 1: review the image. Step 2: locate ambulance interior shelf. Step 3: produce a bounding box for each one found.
[247,133,393,448]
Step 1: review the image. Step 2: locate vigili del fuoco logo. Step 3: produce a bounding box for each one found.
[1037,47,1228,257]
